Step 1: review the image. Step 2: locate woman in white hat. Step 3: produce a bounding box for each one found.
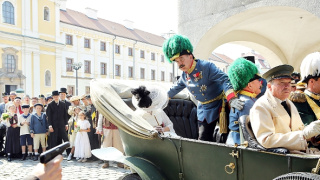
[131,86,176,136]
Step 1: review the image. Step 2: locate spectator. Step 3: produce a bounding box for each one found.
[0,92,10,115]
[29,97,38,113]
[3,104,20,161]
[67,106,81,161]
[18,104,33,160]
[74,111,91,162]
[46,90,68,149]
[14,97,23,116]
[23,95,31,106]
[97,112,124,168]
[30,104,49,161]
[38,94,46,106]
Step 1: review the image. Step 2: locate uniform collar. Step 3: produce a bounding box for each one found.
[239,90,257,98]
[305,89,320,100]
[186,60,197,74]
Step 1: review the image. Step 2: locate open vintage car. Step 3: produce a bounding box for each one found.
[90,79,320,180]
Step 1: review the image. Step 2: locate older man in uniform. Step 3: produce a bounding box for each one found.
[163,35,244,142]
[250,64,320,151]
[46,90,69,149]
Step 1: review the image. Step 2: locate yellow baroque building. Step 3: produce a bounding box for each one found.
[0,0,172,98]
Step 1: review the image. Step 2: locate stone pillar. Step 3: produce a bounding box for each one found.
[33,52,40,96]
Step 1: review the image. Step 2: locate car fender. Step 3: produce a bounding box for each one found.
[92,147,167,180]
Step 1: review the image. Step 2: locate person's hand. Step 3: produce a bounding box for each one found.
[30,154,63,180]
[46,132,49,136]
[229,98,245,112]
[31,133,34,138]
[306,148,320,155]
[303,120,320,139]
[12,124,17,128]
[65,126,68,131]
[49,127,54,132]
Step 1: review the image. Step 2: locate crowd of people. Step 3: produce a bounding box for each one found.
[0,88,124,168]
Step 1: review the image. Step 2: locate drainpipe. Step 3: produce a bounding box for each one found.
[112,36,116,79]
[133,41,137,79]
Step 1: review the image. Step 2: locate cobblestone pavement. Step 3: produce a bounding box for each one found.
[0,156,130,180]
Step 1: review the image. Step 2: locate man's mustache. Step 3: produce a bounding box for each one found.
[179,65,185,69]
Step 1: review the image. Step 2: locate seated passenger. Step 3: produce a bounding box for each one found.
[131,86,176,136]
[250,64,320,152]
[226,58,262,145]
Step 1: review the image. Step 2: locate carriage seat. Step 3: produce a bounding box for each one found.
[123,98,198,139]
[163,99,198,139]
[239,115,289,154]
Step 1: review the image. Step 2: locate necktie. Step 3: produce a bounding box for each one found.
[281,101,291,117]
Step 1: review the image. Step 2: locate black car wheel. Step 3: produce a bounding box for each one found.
[121,173,142,180]
[274,172,320,180]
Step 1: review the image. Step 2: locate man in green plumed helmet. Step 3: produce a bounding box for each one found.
[163,34,244,142]
[226,58,262,145]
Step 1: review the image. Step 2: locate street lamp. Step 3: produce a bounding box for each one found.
[71,62,82,95]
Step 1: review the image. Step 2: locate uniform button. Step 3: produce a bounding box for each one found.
[202,93,204,96]
[205,98,207,100]
[197,85,199,87]
[194,96,196,98]
[192,91,194,93]
[195,68,197,70]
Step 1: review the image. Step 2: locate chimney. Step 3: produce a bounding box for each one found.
[59,0,67,11]
[85,7,98,20]
[123,19,134,30]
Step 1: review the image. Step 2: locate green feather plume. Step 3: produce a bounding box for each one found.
[228,58,258,91]
[162,35,193,63]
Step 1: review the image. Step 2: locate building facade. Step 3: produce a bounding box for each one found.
[0,0,172,98]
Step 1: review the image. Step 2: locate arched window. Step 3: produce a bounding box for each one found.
[2,1,14,25]
[44,7,49,21]
[5,54,15,73]
[45,70,51,86]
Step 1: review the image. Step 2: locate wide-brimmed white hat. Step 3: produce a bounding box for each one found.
[131,85,168,112]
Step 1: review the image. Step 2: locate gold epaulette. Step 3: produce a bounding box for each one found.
[289,91,306,103]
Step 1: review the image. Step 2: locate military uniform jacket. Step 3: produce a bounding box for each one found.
[290,90,319,125]
[228,93,257,144]
[168,59,234,123]
[250,89,307,151]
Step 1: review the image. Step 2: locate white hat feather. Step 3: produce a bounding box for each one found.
[300,52,320,82]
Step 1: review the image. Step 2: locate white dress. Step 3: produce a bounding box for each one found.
[135,109,178,137]
[74,120,92,158]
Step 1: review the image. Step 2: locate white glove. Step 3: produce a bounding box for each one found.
[303,120,320,139]
[229,98,245,112]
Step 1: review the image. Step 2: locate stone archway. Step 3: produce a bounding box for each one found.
[178,1,320,71]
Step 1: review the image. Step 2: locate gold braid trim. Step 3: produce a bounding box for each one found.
[305,90,320,100]
[186,60,197,74]
[239,90,257,98]
[305,94,320,120]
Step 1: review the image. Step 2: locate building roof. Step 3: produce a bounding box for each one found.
[208,53,234,64]
[60,9,165,47]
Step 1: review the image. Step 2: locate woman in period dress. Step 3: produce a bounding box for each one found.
[3,104,21,161]
[131,86,176,136]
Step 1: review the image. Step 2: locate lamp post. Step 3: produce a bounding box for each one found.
[71,62,82,95]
